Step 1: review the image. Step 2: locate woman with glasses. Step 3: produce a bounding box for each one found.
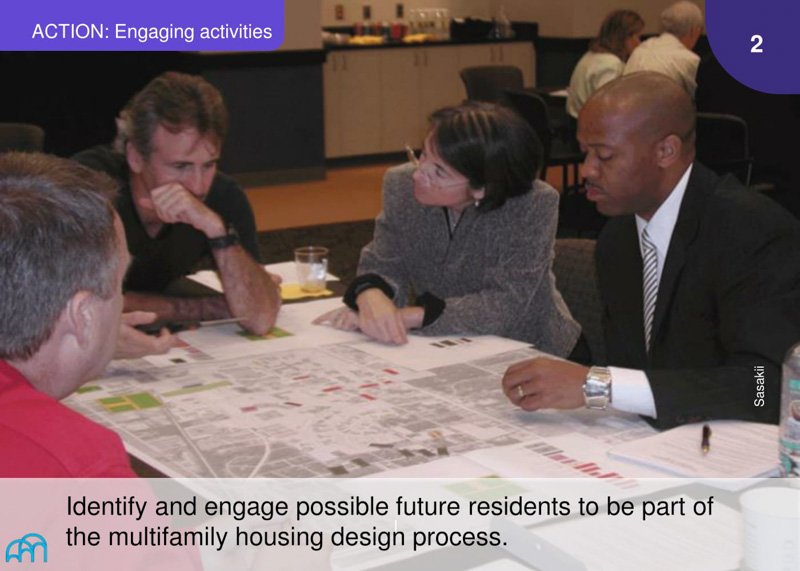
[315,102,580,357]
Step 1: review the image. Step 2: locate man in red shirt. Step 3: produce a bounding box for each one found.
[0,152,136,477]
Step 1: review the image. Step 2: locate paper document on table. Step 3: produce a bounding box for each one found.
[608,420,779,478]
[467,432,663,480]
[497,494,742,571]
[138,298,360,365]
[186,263,339,293]
[353,334,530,371]
[280,283,334,300]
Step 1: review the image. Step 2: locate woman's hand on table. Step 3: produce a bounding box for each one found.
[314,303,423,342]
[313,306,360,331]
[355,289,409,344]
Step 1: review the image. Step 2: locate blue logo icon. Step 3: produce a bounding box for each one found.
[5,533,48,563]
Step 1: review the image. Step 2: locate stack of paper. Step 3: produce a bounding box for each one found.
[607,420,779,478]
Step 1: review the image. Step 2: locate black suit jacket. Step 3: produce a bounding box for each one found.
[597,163,800,428]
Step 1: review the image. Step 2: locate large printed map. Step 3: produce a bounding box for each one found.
[66,299,655,479]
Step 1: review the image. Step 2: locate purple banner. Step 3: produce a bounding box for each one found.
[1,0,284,51]
[707,0,800,94]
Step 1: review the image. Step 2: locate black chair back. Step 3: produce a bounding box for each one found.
[0,123,45,153]
[553,238,605,364]
[459,66,524,104]
[503,89,552,177]
[695,113,752,186]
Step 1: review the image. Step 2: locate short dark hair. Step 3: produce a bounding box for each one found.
[114,71,228,157]
[591,10,645,61]
[428,102,543,212]
[0,153,119,361]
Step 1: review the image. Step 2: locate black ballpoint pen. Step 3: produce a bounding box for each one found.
[701,424,712,455]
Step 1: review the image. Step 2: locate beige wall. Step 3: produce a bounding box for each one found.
[320,0,704,37]
[282,0,322,49]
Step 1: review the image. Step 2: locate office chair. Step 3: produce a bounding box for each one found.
[503,89,553,178]
[459,66,524,104]
[695,113,753,186]
[0,122,45,153]
[552,238,605,364]
[504,89,602,237]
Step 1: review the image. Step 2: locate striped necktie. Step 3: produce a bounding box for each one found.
[641,227,658,350]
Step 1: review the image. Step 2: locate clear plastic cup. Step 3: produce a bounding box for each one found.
[294,246,329,292]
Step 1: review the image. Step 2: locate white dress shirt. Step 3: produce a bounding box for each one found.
[566,51,624,119]
[623,33,700,97]
[609,164,693,418]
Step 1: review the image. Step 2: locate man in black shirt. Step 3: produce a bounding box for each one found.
[75,72,280,357]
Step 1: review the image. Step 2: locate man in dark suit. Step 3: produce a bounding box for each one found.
[502,72,800,429]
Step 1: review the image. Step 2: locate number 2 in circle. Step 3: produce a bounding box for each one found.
[751,34,764,53]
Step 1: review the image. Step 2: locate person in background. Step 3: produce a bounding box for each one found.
[74,72,281,359]
[316,102,581,358]
[623,1,703,97]
[566,9,645,119]
[502,73,800,429]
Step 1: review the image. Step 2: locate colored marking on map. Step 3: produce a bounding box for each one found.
[447,477,526,501]
[360,393,376,401]
[237,326,293,341]
[161,380,231,397]
[322,386,342,393]
[241,405,258,413]
[284,402,303,407]
[359,383,379,389]
[99,392,161,413]
[383,369,398,375]
[76,385,101,394]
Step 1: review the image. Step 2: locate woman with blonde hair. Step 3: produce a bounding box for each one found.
[566,10,645,118]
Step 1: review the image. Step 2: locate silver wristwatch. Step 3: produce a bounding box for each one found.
[583,366,612,410]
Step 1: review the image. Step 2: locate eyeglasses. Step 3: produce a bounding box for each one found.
[405,144,420,167]
[405,144,468,189]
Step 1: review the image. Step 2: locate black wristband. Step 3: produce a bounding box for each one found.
[207,224,240,250]
[417,291,446,327]
[343,273,395,310]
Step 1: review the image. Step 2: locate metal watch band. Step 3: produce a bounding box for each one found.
[583,366,612,410]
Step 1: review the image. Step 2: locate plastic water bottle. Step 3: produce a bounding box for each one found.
[779,341,800,476]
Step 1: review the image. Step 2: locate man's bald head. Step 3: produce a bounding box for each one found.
[576,72,697,220]
[586,71,696,158]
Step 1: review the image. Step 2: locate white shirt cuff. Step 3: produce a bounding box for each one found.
[608,366,657,418]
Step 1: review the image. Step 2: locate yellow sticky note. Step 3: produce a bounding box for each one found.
[280,283,333,300]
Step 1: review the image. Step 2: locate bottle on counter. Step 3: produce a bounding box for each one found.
[440,8,451,40]
[408,9,419,35]
[494,5,514,39]
[780,341,800,476]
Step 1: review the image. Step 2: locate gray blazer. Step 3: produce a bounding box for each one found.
[358,164,580,357]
